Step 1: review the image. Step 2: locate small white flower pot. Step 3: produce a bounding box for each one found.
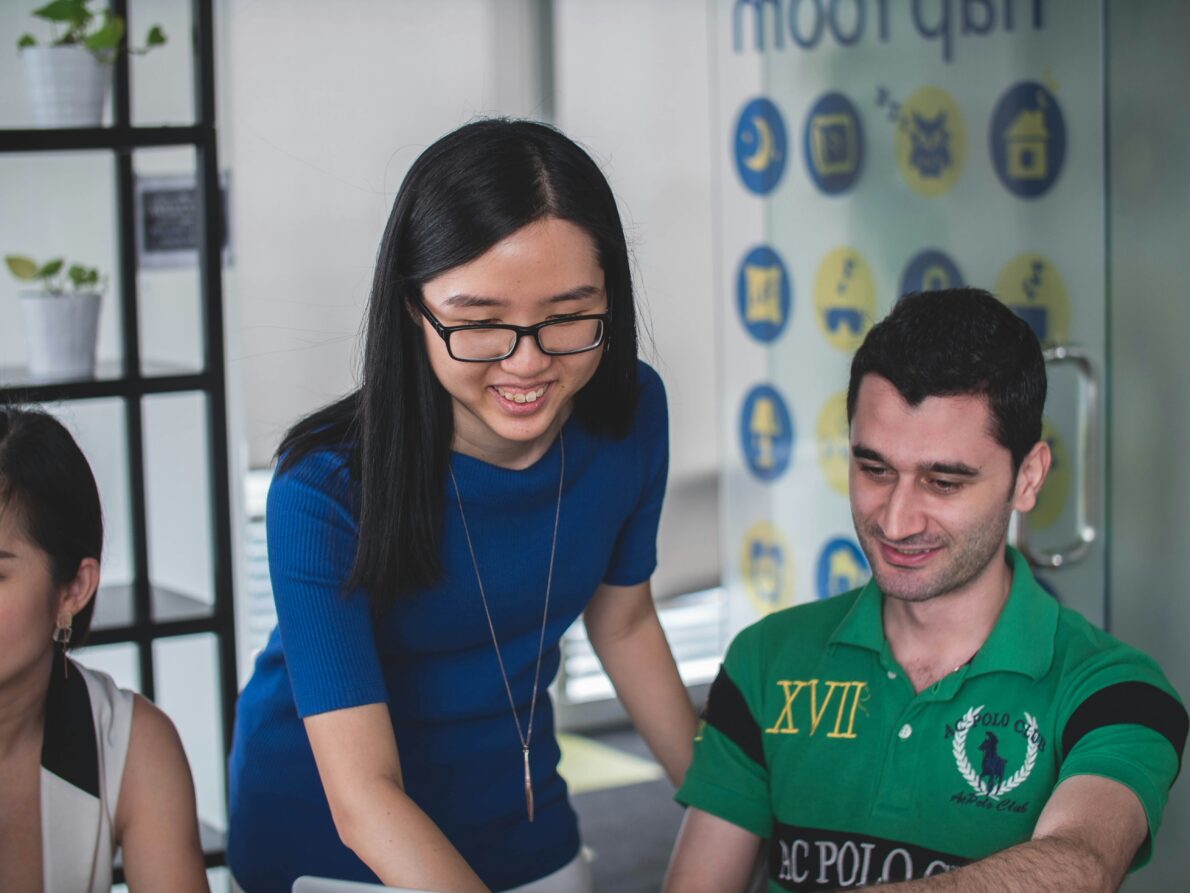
[19,291,102,381]
[20,45,113,128]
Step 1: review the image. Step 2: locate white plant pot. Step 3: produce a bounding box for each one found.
[19,291,102,381]
[20,45,113,128]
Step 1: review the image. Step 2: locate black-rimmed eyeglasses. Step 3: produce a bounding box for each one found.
[418,303,609,362]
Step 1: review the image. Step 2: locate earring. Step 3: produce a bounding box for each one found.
[53,613,73,678]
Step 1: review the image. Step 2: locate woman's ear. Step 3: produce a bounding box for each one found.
[56,556,100,620]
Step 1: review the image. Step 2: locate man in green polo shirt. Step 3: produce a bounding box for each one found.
[666,289,1186,892]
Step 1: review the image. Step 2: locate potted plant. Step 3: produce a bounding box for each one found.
[5,254,107,381]
[17,0,166,128]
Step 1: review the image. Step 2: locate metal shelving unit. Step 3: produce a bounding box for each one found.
[0,0,234,875]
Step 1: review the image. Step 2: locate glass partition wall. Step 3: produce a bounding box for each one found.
[712,0,1189,885]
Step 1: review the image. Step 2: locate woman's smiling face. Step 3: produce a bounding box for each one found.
[419,217,608,468]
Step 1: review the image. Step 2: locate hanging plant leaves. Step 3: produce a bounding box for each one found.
[5,255,40,281]
[84,13,124,52]
[38,258,65,278]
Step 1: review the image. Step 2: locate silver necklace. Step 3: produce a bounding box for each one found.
[447,431,564,823]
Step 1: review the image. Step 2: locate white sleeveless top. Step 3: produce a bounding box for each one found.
[40,655,135,893]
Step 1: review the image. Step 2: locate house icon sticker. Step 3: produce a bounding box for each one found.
[1005,109,1049,180]
[990,81,1066,198]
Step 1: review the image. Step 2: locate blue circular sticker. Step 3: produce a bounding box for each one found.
[899,249,965,297]
[815,537,870,600]
[734,97,788,195]
[989,81,1066,199]
[803,92,864,195]
[736,245,792,343]
[739,384,794,482]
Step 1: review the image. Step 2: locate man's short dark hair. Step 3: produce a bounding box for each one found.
[846,288,1046,471]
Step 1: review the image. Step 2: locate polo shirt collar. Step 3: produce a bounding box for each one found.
[828,546,1058,680]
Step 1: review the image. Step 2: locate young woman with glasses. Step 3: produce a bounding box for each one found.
[0,408,208,893]
[227,119,698,893]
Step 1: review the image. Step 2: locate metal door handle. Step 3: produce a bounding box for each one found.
[1015,346,1099,569]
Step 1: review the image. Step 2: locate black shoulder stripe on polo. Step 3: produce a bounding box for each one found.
[1062,681,1188,779]
[704,666,765,768]
[41,653,100,797]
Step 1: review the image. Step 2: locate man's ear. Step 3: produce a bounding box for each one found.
[1012,440,1052,514]
[56,556,100,620]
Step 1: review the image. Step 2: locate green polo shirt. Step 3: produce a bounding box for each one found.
[677,548,1186,891]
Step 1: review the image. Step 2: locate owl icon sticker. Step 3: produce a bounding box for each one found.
[734,97,788,196]
[896,86,965,198]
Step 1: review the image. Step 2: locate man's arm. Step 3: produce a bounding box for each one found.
[872,774,1148,893]
[663,807,763,893]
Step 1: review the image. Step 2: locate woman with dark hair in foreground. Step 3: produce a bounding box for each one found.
[0,407,208,893]
[228,119,698,892]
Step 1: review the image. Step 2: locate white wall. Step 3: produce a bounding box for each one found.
[225,0,551,464]
[554,0,720,597]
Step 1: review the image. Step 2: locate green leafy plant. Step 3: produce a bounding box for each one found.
[16,0,166,56]
[5,254,108,296]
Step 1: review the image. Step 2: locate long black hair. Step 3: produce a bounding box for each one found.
[0,406,104,645]
[277,119,640,609]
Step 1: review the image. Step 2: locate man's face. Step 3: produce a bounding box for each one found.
[848,375,1042,604]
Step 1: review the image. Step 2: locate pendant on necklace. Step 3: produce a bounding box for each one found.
[523,745,534,822]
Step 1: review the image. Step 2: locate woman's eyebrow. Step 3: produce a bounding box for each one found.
[442,284,603,309]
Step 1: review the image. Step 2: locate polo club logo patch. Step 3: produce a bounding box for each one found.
[952,706,1038,799]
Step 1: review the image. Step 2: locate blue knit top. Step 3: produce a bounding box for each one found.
[227,361,668,892]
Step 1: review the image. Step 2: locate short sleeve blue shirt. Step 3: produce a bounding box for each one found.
[228,361,668,892]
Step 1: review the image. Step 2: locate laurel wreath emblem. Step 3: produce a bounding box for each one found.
[952,706,1038,800]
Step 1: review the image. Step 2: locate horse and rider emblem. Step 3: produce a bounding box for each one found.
[952,706,1039,799]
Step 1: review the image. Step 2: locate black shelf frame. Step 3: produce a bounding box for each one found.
[1,0,234,874]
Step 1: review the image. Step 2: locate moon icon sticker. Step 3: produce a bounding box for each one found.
[734,97,788,195]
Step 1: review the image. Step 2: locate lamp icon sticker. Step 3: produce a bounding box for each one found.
[736,245,791,343]
[815,537,870,600]
[900,249,964,297]
[803,92,864,195]
[734,97,788,195]
[741,521,794,615]
[990,81,1066,199]
[895,86,965,198]
[813,247,875,352]
[995,252,1070,346]
[815,392,850,497]
[739,384,794,482]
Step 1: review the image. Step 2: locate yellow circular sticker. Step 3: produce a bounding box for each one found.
[813,247,876,352]
[740,521,794,616]
[895,86,965,198]
[995,253,1070,346]
[816,392,850,496]
[1030,419,1070,530]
